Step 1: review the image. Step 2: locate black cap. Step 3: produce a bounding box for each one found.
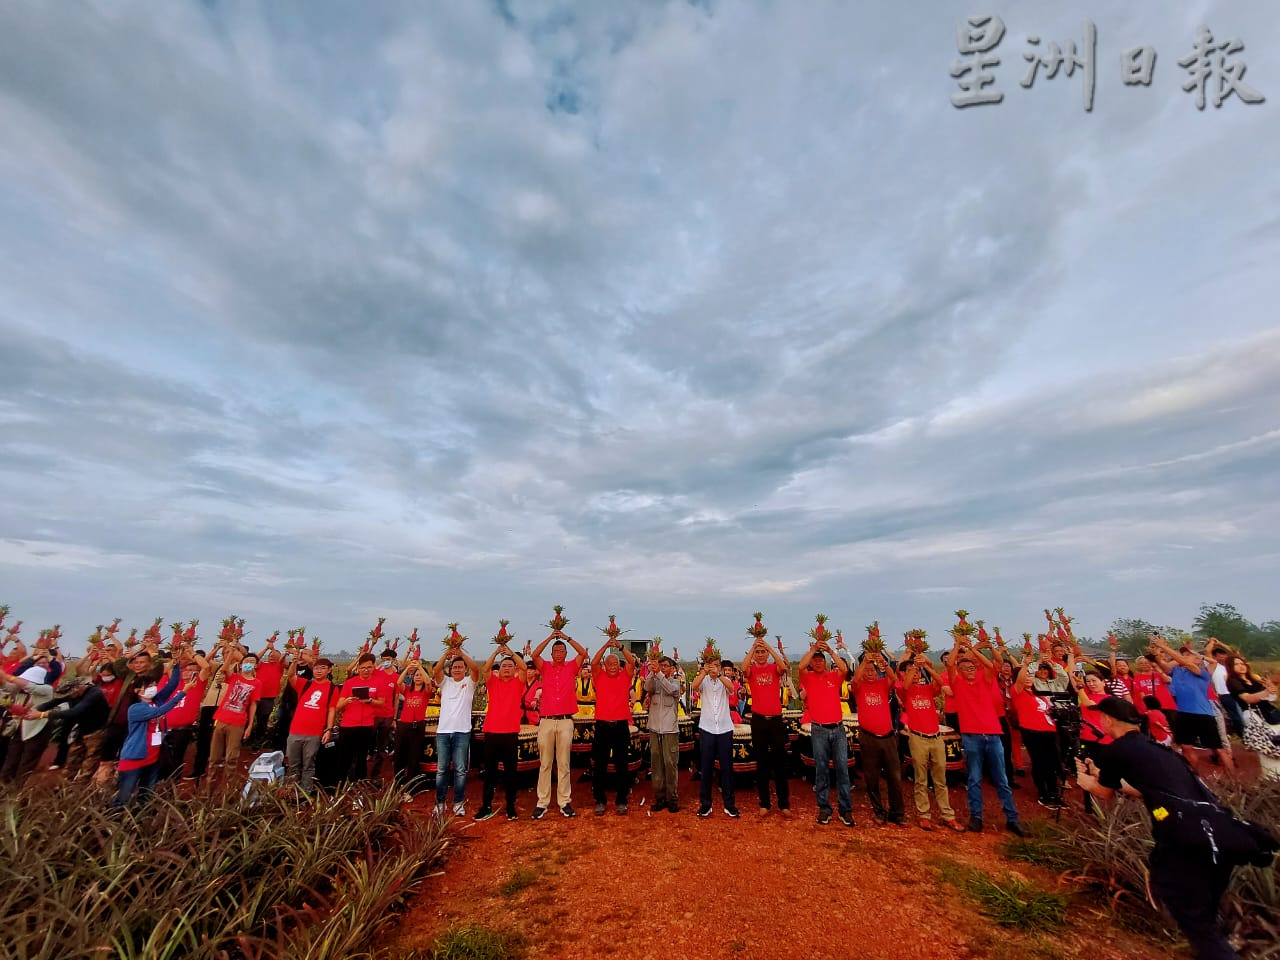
[1089,696,1142,725]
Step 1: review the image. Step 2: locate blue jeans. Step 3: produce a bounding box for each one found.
[435,731,470,804]
[961,733,1019,823]
[810,723,851,815]
[112,763,160,809]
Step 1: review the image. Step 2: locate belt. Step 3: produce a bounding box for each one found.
[812,721,843,728]
[860,729,896,739]
[541,714,574,720]
[909,730,941,740]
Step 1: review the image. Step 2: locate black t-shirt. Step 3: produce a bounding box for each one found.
[1097,730,1215,831]
[1226,675,1264,697]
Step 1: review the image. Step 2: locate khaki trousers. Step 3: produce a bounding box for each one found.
[536,717,574,808]
[908,732,956,822]
[649,731,679,805]
[208,720,246,769]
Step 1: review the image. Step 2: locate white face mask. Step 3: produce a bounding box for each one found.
[139,685,159,702]
[100,674,116,683]
[242,662,257,674]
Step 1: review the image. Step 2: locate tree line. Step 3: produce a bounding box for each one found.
[1109,602,1280,661]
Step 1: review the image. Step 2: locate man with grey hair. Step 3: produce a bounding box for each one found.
[591,638,637,815]
[644,655,683,813]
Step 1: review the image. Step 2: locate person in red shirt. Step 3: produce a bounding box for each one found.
[530,630,588,819]
[159,650,212,780]
[368,649,402,779]
[743,638,791,818]
[852,649,905,826]
[393,658,434,790]
[590,639,637,816]
[247,641,288,751]
[331,653,386,783]
[207,645,262,784]
[284,650,337,795]
[798,640,853,826]
[1010,655,1062,808]
[898,653,962,830]
[944,635,1023,835]
[475,643,529,821]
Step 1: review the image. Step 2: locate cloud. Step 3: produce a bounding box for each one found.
[1,0,1278,653]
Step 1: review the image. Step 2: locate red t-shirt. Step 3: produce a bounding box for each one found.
[1080,690,1113,744]
[97,677,124,709]
[339,677,377,727]
[485,675,524,734]
[1147,708,1172,743]
[213,675,260,726]
[369,668,399,719]
[593,668,633,722]
[538,660,578,715]
[853,676,894,736]
[400,686,430,724]
[1011,688,1056,732]
[801,669,843,725]
[949,670,1003,735]
[256,660,285,699]
[1132,672,1177,713]
[290,677,335,736]
[166,677,205,729]
[745,662,783,716]
[898,680,941,736]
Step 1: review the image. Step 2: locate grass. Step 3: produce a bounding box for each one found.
[425,925,527,960]
[1000,821,1079,871]
[932,857,1068,929]
[499,866,538,898]
[0,778,451,960]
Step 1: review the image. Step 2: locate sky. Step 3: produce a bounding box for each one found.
[2,0,1278,659]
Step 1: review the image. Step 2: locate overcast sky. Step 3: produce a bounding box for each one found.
[2,1,1277,658]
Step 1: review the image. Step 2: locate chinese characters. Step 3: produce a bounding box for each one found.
[949,16,1265,111]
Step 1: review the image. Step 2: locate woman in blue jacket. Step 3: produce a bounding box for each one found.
[112,664,194,808]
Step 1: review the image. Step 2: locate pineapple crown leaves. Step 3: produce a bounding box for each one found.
[701,636,722,661]
[493,619,514,644]
[807,614,831,643]
[599,614,629,639]
[443,622,467,647]
[747,612,769,639]
[547,604,570,631]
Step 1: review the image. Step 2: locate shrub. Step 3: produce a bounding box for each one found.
[0,779,451,960]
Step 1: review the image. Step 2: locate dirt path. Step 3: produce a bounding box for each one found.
[390,773,1175,960]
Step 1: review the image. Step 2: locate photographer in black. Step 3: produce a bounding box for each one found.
[1077,696,1277,960]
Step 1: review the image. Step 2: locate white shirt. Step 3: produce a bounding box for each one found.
[696,675,734,735]
[437,675,477,734]
[1211,662,1230,696]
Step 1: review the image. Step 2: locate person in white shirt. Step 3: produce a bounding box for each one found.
[433,648,479,816]
[692,657,739,818]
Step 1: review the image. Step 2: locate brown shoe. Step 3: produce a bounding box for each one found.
[760,806,772,817]
[943,819,966,832]
[919,819,934,831]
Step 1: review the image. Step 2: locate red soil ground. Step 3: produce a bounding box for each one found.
[390,770,1179,960]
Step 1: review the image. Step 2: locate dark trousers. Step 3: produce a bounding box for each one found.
[112,762,160,809]
[337,725,374,782]
[393,721,426,785]
[592,719,632,804]
[999,717,1015,778]
[190,705,217,778]
[698,730,734,810]
[858,729,904,821]
[369,716,395,779]
[483,731,519,814]
[52,722,72,768]
[750,713,790,810]
[1021,728,1061,802]
[1150,842,1237,960]
[159,724,196,780]
[0,730,50,783]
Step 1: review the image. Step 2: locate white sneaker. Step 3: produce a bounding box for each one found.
[453,802,466,817]
[433,803,446,816]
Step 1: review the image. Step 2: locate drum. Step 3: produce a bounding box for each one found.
[517,724,540,772]
[782,709,803,742]
[843,717,860,765]
[419,719,440,775]
[633,710,649,734]
[677,716,695,753]
[714,723,757,774]
[571,717,594,753]
[942,725,964,773]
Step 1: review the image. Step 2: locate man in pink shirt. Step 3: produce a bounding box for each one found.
[531,629,588,819]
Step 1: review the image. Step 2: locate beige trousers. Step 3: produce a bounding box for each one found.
[536,717,574,808]
[908,732,956,822]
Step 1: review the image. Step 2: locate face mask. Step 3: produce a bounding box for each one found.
[100,674,116,683]
[140,685,159,701]
[242,663,256,674]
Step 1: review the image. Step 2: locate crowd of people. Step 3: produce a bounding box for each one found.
[3,613,1279,959]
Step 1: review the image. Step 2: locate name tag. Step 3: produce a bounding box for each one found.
[151,727,163,746]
